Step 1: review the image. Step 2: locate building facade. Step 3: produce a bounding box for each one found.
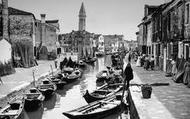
[0,5,36,68]
[137,0,190,72]
[104,35,124,53]
[35,14,60,60]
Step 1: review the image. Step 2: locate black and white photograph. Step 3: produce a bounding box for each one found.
[0,0,190,119]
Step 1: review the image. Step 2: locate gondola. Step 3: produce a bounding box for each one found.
[24,88,45,111]
[66,68,82,83]
[83,83,123,103]
[48,76,67,89]
[62,67,74,74]
[0,97,25,119]
[77,60,86,68]
[63,91,128,119]
[83,57,97,64]
[96,52,104,57]
[96,70,111,82]
[37,79,57,99]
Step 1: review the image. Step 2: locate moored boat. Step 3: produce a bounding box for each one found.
[0,97,25,119]
[24,88,45,111]
[83,83,123,103]
[37,79,57,99]
[96,70,110,82]
[83,57,97,64]
[63,91,128,119]
[66,68,82,83]
[62,67,74,74]
[77,60,86,68]
[96,52,104,57]
[48,76,67,89]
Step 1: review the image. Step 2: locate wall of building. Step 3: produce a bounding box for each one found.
[9,15,35,67]
[45,25,57,53]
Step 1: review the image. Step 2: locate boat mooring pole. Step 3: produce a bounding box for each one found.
[121,74,127,103]
[32,70,36,87]
[50,65,53,76]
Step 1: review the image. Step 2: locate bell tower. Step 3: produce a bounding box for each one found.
[78,2,86,31]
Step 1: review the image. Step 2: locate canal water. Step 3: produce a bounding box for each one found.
[23,57,129,119]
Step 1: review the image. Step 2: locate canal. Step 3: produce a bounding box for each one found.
[23,56,129,119]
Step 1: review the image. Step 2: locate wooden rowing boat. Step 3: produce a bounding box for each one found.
[66,69,82,83]
[78,60,86,68]
[83,57,97,64]
[62,67,74,74]
[48,76,67,89]
[96,70,110,82]
[37,79,57,99]
[83,83,123,103]
[0,97,25,119]
[24,88,45,111]
[63,91,128,119]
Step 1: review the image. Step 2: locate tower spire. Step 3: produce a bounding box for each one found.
[79,2,86,17]
[78,2,86,31]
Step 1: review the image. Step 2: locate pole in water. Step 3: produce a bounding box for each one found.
[50,65,53,76]
[32,70,36,87]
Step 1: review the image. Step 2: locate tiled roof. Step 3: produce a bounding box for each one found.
[0,4,35,18]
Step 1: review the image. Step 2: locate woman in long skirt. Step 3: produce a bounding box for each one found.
[171,59,177,77]
[136,56,141,67]
[183,59,190,87]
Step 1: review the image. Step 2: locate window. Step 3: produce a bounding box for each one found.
[186,4,189,24]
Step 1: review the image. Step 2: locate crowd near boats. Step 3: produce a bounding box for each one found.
[0,51,128,119]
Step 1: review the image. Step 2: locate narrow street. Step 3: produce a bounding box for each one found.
[22,57,129,119]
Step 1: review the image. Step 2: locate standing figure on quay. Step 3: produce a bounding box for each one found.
[124,63,134,90]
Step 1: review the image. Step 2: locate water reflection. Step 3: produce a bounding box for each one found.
[24,107,44,119]
[43,94,57,110]
[56,79,81,97]
[23,56,128,119]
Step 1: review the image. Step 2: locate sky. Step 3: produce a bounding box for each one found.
[8,0,169,40]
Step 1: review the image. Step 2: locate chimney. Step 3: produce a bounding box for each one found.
[40,14,46,23]
[40,14,46,45]
[2,0,9,41]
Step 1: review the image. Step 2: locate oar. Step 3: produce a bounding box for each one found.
[78,95,115,112]
[130,82,170,87]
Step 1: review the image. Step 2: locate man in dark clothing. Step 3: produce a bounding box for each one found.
[128,53,131,63]
[124,63,134,90]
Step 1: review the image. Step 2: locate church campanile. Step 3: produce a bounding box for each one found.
[78,2,86,31]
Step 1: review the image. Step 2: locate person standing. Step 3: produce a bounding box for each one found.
[171,58,177,77]
[128,53,131,63]
[150,56,155,70]
[183,59,190,87]
[136,55,141,67]
[124,63,134,90]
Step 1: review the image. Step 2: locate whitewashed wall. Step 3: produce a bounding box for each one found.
[0,39,11,64]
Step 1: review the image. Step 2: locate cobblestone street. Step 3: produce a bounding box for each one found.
[131,63,190,119]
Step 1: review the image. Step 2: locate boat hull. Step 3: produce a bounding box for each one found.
[24,99,42,111]
[39,89,55,100]
[63,101,125,119]
[83,84,123,103]
[83,90,105,103]
[0,98,25,119]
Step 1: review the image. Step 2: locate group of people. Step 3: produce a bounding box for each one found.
[59,57,78,71]
[171,58,190,88]
[136,54,155,70]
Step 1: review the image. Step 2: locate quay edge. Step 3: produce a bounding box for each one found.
[0,69,59,108]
